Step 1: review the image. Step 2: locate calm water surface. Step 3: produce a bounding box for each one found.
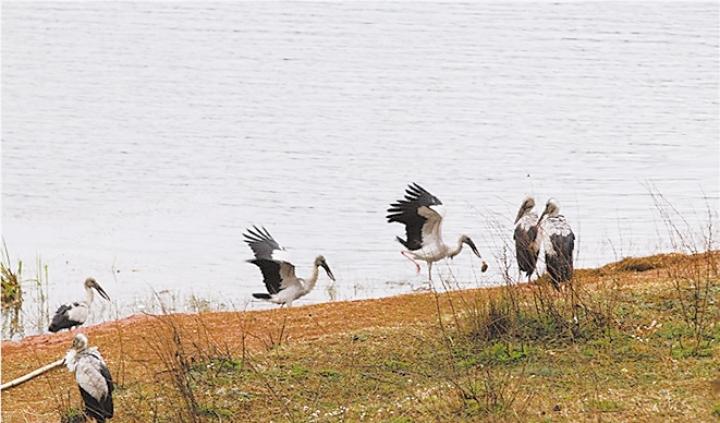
[2,2,718,335]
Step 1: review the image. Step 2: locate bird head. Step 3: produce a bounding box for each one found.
[85,278,110,302]
[315,256,336,281]
[514,196,536,224]
[72,333,89,352]
[539,198,560,222]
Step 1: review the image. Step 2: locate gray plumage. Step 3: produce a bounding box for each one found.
[65,334,114,422]
[538,199,575,289]
[513,197,540,280]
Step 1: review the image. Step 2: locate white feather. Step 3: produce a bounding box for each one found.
[542,216,573,255]
[516,213,538,231]
[428,204,446,217]
[271,248,293,263]
[74,349,109,401]
[64,349,78,372]
[67,303,89,324]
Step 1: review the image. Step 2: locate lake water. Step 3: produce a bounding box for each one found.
[2,2,718,335]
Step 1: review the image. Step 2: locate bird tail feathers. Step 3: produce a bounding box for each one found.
[252,293,271,300]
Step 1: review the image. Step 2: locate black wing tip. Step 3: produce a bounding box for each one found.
[407,182,429,195]
[244,225,271,238]
[252,293,272,299]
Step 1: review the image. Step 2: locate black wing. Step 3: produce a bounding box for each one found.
[386,183,443,251]
[248,259,283,294]
[243,226,283,260]
[99,364,114,418]
[546,232,575,287]
[53,303,72,315]
[79,385,113,422]
[48,304,81,332]
[514,225,539,276]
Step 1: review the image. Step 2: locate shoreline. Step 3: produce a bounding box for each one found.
[2,251,717,422]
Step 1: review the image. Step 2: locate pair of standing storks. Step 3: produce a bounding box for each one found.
[247,183,491,306]
[514,197,575,289]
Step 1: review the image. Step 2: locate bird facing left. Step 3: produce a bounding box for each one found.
[64,333,114,423]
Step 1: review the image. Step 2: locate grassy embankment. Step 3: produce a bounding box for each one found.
[2,251,719,422]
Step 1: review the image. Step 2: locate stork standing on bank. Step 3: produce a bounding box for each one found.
[538,198,575,289]
[513,197,540,281]
[49,278,110,332]
[245,226,335,307]
[64,334,114,423]
[387,183,488,281]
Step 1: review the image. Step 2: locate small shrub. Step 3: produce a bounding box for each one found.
[59,407,86,423]
[197,403,234,419]
[712,402,720,418]
[589,399,623,412]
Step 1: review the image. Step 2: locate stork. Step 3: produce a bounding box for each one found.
[538,198,575,289]
[386,183,488,281]
[513,197,540,281]
[244,226,335,307]
[49,278,110,332]
[64,334,114,423]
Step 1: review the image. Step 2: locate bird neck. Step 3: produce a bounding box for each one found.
[84,286,94,305]
[448,237,464,258]
[304,264,321,294]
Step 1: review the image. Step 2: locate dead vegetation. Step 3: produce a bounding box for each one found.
[1,250,718,422]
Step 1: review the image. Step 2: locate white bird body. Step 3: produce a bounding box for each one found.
[65,302,90,326]
[65,334,114,422]
[244,227,335,307]
[387,184,488,280]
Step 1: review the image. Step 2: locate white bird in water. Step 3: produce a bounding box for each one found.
[538,198,575,289]
[244,226,335,307]
[64,333,114,422]
[514,197,541,282]
[387,183,488,281]
[49,278,110,332]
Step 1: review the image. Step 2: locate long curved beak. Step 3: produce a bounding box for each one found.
[321,263,336,282]
[464,238,482,258]
[94,284,111,301]
[514,206,527,224]
[538,209,548,223]
[464,238,489,273]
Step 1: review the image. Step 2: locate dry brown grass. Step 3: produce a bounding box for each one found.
[2,251,718,422]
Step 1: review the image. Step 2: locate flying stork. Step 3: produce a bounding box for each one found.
[386,183,488,280]
[513,197,540,281]
[64,333,114,423]
[244,226,335,307]
[49,278,110,332]
[538,198,575,289]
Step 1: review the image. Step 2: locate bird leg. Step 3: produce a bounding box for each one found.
[401,251,421,274]
[427,261,433,281]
